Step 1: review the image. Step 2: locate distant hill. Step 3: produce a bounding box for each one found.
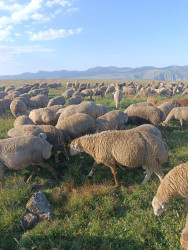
[1,65,188,80]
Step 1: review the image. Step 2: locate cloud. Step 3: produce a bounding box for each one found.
[0,0,80,41]
[28,27,82,40]
[46,0,72,8]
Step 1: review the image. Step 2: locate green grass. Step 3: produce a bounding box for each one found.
[0,83,188,249]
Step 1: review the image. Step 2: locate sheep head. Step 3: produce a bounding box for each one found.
[70,139,83,156]
[152,196,169,216]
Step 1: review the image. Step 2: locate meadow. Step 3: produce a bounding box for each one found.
[0,80,188,249]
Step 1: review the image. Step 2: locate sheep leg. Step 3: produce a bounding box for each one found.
[180,119,183,130]
[26,166,38,183]
[141,167,153,186]
[110,165,119,187]
[87,161,98,177]
[184,199,188,213]
[37,162,58,181]
[117,163,129,173]
[0,164,4,188]
[155,171,164,182]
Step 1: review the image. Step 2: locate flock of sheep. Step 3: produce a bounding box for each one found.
[0,80,188,248]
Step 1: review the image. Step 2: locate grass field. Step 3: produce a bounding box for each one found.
[0,81,188,249]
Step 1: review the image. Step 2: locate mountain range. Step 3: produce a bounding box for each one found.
[1,65,188,81]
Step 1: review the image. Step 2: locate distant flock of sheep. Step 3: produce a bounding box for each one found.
[0,80,188,248]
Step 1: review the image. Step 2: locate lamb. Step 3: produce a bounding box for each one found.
[10,98,27,117]
[95,110,128,132]
[152,162,188,216]
[114,88,123,109]
[14,115,34,128]
[29,108,58,125]
[7,125,46,139]
[56,113,96,141]
[70,130,168,187]
[162,107,188,129]
[38,125,68,163]
[125,105,165,126]
[0,136,57,188]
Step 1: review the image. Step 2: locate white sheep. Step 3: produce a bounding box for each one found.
[152,162,188,216]
[29,107,57,125]
[114,88,123,109]
[70,130,168,187]
[95,110,128,132]
[7,125,46,139]
[0,136,57,187]
[162,107,188,129]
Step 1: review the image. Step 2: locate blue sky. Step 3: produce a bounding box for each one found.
[0,0,188,75]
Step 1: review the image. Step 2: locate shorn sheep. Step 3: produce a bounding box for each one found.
[152,162,188,216]
[162,107,188,129]
[70,130,168,187]
[0,136,57,188]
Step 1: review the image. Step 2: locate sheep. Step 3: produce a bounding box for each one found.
[29,108,57,125]
[7,125,46,139]
[57,101,108,121]
[10,98,27,117]
[68,95,82,105]
[0,100,7,114]
[38,125,68,163]
[70,130,168,187]
[14,115,34,128]
[177,98,188,107]
[47,104,64,113]
[122,87,136,96]
[162,107,188,129]
[56,113,96,141]
[180,215,188,250]
[152,162,188,216]
[47,96,66,107]
[28,94,49,109]
[81,89,93,99]
[105,85,115,95]
[125,105,165,126]
[114,88,123,109]
[129,124,162,139]
[95,104,109,115]
[95,110,128,132]
[0,136,57,188]
[62,89,74,98]
[157,102,175,118]
[147,97,181,107]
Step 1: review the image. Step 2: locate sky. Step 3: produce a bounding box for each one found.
[0,0,188,75]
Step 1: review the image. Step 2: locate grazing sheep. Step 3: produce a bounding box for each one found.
[0,136,57,188]
[95,104,109,115]
[29,108,57,125]
[62,89,74,99]
[147,97,181,107]
[162,107,188,129]
[7,125,46,139]
[125,105,165,126]
[177,98,188,107]
[57,101,108,121]
[48,104,64,113]
[180,215,188,250]
[122,87,136,96]
[129,124,162,139]
[157,102,175,118]
[14,115,34,128]
[0,100,7,114]
[96,110,128,132]
[105,85,115,95]
[152,162,188,216]
[56,113,96,141]
[29,94,49,109]
[81,89,93,99]
[114,88,123,109]
[47,96,66,107]
[70,130,168,187]
[10,98,27,117]
[68,95,82,105]
[38,125,68,163]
